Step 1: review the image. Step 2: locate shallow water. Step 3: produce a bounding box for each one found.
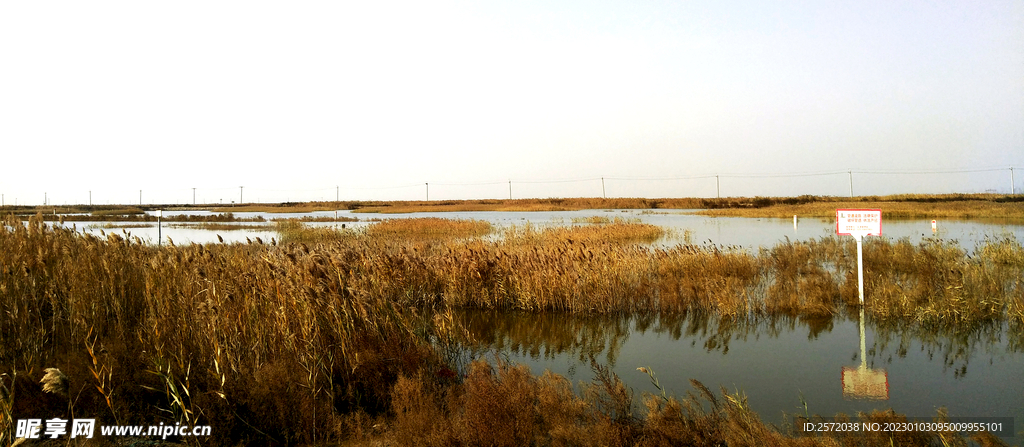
[55,208,1024,252]
[457,310,1024,440]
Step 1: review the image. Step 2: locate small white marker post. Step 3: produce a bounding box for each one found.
[836,209,882,305]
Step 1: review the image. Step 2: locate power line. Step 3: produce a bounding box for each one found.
[515,177,603,184]
[8,166,1020,206]
[857,167,1007,175]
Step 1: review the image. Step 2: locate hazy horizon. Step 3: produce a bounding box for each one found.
[2,1,1022,205]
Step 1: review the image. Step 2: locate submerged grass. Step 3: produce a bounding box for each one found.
[1,213,1019,445]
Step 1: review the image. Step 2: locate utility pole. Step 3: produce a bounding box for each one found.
[192,188,196,205]
[508,180,512,200]
[849,170,854,197]
[425,183,429,201]
[139,190,142,205]
[1011,167,1016,195]
[157,210,162,246]
[240,186,243,204]
[89,191,92,206]
[601,177,606,199]
[716,175,720,199]
[336,185,339,202]
[45,192,47,206]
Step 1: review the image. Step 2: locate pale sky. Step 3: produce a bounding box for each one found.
[2,1,1022,205]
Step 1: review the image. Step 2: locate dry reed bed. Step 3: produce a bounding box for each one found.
[365,217,491,240]
[1,216,438,444]
[699,199,1024,219]
[333,193,1024,217]
[23,211,271,223]
[1,215,1020,445]
[293,220,1020,325]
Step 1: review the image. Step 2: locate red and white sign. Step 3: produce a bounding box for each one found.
[836,209,882,236]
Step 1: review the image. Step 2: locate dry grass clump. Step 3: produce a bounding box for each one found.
[654,244,761,315]
[863,236,1024,327]
[759,238,847,317]
[572,215,613,224]
[39,368,69,396]
[275,219,359,244]
[366,217,491,241]
[504,220,663,246]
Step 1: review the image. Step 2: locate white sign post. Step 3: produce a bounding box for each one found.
[836,209,882,305]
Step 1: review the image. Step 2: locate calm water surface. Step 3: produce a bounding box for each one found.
[456,310,1024,440]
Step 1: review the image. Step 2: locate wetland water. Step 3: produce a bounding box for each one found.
[62,208,1024,253]
[457,310,1023,438]
[54,208,1024,438]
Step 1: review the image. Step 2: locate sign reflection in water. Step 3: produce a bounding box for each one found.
[455,309,1023,439]
[842,307,888,400]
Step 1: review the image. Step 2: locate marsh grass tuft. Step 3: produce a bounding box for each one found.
[274,219,360,244]
[40,368,69,396]
[367,217,491,241]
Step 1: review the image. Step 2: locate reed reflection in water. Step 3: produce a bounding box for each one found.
[454,309,1024,429]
